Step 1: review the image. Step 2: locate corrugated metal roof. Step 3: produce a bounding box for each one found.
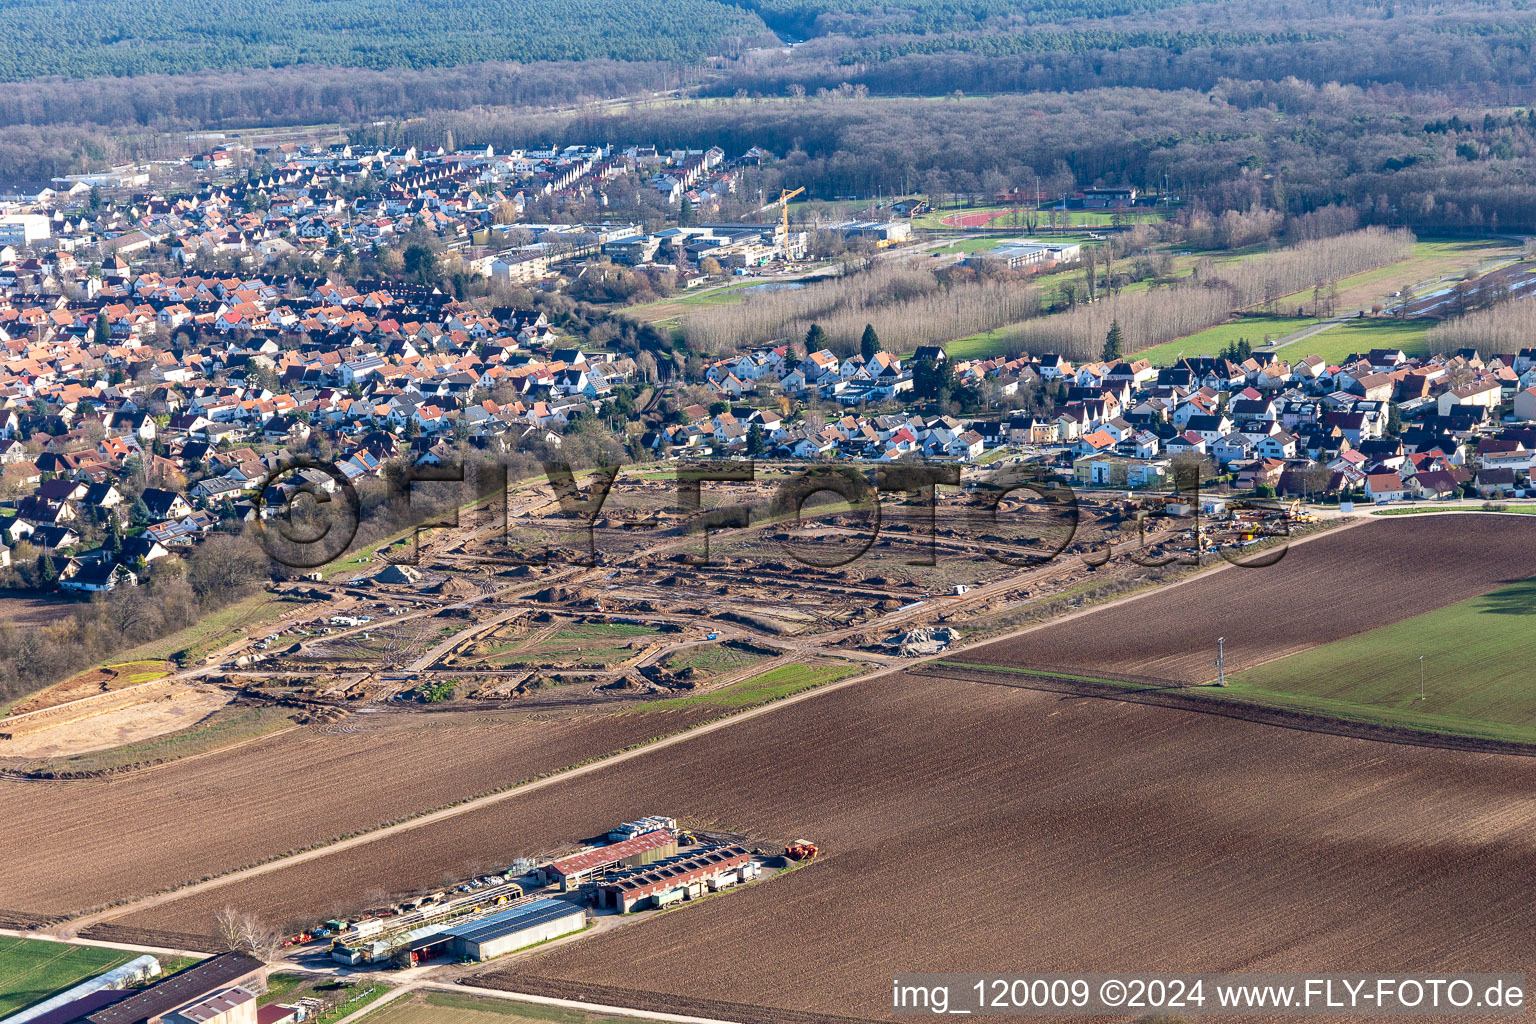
[174,987,254,1023]
[443,899,583,946]
[600,845,751,898]
[546,830,677,877]
[87,954,264,1024]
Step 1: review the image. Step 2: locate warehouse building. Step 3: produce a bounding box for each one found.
[596,844,756,913]
[962,240,1081,270]
[162,988,255,1024]
[84,954,266,1024]
[438,899,587,961]
[538,829,679,891]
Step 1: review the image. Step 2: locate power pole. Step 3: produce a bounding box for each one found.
[1419,655,1425,700]
[1215,637,1226,686]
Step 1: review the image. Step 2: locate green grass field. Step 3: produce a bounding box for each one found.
[661,639,777,678]
[0,938,138,1018]
[642,661,863,711]
[550,623,659,641]
[1133,316,1319,365]
[943,326,1019,360]
[1227,576,1536,743]
[113,594,302,665]
[1373,505,1536,517]
[1271,318,1432,364]
[360,990,652,1024]
[912,204,1164,231]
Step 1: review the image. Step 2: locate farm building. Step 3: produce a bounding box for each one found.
[538,830,679,891]
[161,988,256,1024]
[84,954,266,1024]
[596,844,756,913]
[435,899,587,960]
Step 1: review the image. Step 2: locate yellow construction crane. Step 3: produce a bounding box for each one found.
[753,186,804,263]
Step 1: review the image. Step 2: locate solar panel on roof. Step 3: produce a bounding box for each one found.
[443,898,583,945]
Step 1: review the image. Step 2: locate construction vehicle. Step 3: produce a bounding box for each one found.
[749,186,805,263]
[784,840,819,861]
[1284,498,1319,524]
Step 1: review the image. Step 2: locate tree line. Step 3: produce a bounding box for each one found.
[384,85,1536,235]
[679,260,1041,357]
[994,227,1415,360]
[1428,292,1536,355]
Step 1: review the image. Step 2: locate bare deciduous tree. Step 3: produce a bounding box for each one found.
[214,907,286,963]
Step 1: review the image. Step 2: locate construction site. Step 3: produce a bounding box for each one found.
[0,463,1315,771]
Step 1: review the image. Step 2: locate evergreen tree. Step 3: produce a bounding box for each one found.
[105,515,123,556]
[94,313,110,346]
[747,422,765,456]
[804,323,828,352]
[1103,319,1123,362]
[860,323,880,361]
[913,356,955,401]
[402,243,438,285]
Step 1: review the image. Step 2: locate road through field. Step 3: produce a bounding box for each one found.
[41,519,1360,932]
[467,668,1536,1022]
[50,663,876,938]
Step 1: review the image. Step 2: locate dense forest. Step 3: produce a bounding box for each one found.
[364,86,1536,234]
[4,1,1536,245]
[6,0,1535,98]
[713,1,1536,97]
[0,0,772,80]
[731,0,1223,37]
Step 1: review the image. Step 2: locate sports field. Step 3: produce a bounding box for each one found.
[0,937,138,1018]
[1228,576,1536,742]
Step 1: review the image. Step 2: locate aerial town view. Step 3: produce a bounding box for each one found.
[2,1,1536,1022]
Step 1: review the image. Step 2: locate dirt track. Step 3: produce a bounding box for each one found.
[466,671,1536,1022]
[959,515,1536,684]
[108,667,1536,1022]
[0,705,715,919]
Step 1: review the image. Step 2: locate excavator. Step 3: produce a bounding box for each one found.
[1285,498,1319,524]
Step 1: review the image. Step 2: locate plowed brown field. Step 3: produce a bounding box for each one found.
[0,706,712,918]
[963,515,1536,684]
[120,670,1536,1023]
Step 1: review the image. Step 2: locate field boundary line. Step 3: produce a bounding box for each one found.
[45,520,1364,933]
[52,660,881,934]
[422,980,747,1024]
[0,927,210,960]
[920,663,1536,756]
[954,515,1365,652]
